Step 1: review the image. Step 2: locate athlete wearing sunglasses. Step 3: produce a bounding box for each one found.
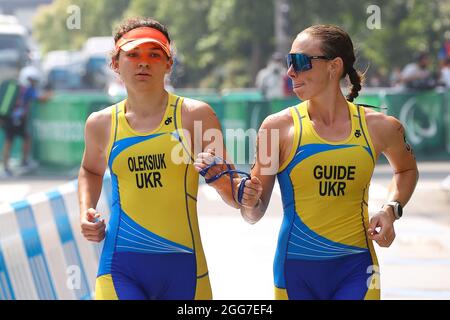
[286,53,332,73]
[224,24,417,300]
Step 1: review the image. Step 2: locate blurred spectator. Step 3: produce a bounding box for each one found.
[400,52,436,90]
[255,52,286,99]
[1,65,51,176]
[389,66,403,87]
[440,57,450,88]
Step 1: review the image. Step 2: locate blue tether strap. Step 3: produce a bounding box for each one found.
[199,156,251,205]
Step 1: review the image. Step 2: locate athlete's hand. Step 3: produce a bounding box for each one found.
[80,208,106,243]
[368,208,396,247]
[194,149,227,183]
[237,176,263,209]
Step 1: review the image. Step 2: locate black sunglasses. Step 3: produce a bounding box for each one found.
[286,53,332,72]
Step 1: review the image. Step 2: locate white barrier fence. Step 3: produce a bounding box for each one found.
[0,174,112,300]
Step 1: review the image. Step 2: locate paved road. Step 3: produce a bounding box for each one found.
[1,161,449,300]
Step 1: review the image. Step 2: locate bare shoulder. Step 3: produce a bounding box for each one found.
[365,108,402,136]
[260,107,293,131]
[364,107,404,152]
[182,97,217,118]
[85,106,113,147]
[181,97,220,131]
[86,106,112,126]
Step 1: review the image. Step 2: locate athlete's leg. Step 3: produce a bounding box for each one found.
[95,275,118,300]
[332,252,379,300]
[112,252,198,300]
[285,254,377,300]
[95,273,147,300]
[2,136,12,172]
[193,274,212,300]
[110,273,148,300]
[106,252,149,300]
[274,287,289,300]
[284,260,320,300]
[21,131,31,166]
[332,276,372,300]
[142,253,197,300]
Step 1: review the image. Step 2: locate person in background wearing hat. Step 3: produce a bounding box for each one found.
[1,65,51,177]
[77,17,260,300]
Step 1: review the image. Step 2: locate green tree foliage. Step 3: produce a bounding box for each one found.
[33,0,81,52]
[358,0,450,79]
[33,0,449,89]
[33,0,129,53]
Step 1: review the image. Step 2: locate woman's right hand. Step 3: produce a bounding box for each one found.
[80,208,106,242]
[237,176,263,209]
[194,148,227,183]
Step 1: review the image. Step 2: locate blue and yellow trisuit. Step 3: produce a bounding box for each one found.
[275,101,380,300]
[95,93,212,300]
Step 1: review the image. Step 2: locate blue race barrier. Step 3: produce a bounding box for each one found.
[0,173,111,300]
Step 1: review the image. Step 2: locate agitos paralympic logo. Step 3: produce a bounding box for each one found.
[399,97,438,146]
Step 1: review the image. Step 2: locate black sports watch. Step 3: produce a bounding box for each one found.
[385,201,403,220]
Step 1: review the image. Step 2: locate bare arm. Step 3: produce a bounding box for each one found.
[369,112,419,212]
[366,110,419,247]
[239,114,283,223]
[383,122,419,207]
[77,110,110,242]
[189,100,243,209]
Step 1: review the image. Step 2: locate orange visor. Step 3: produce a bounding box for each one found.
[115,27,171,58]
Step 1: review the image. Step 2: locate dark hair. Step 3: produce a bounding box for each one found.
[302,25,363,102]
[110,17,171,66]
